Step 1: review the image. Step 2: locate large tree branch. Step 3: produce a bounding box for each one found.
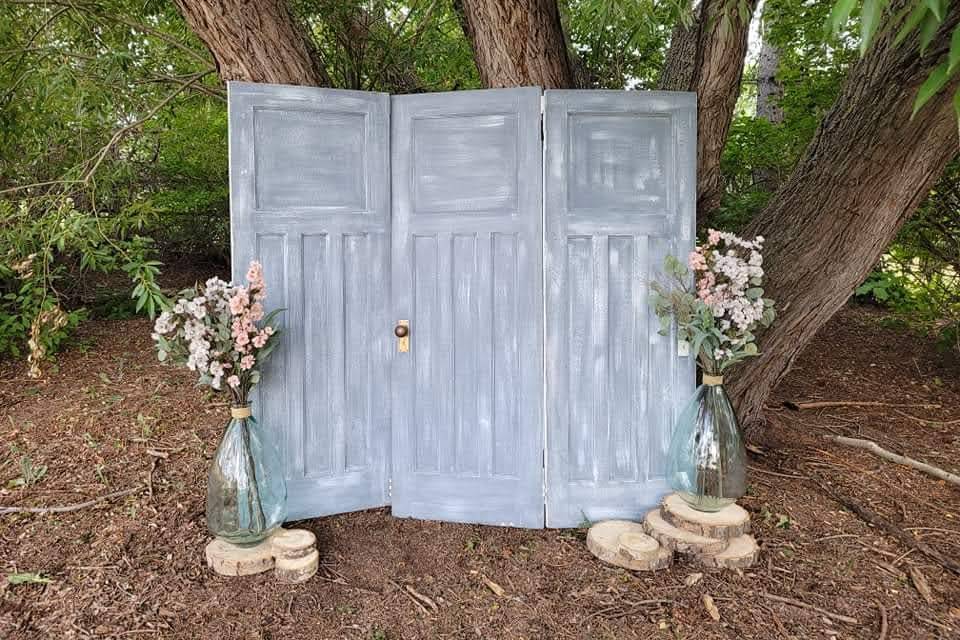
[454,0,575,89]
[173,0,331,86]
[659,0,758,228]
[730,5,960,435]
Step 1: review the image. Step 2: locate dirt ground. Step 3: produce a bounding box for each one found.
[1,298,959,639]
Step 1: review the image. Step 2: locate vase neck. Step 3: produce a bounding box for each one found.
[231,405,252,420]
[702,373,724,386]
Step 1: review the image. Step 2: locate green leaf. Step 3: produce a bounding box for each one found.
[920,11,941,54]
[7,572,51,585]
[860,0,886,56]
[913,61,951,117]
[924,0,944,21]
[829,0,858,33]
[950,25,960,73]
[895,4,929,45]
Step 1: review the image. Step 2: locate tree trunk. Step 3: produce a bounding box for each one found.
[659,0,758,227]
[453,0,575,89]
[730,10,960,435]
[173,0,330,86]
[756,38,783,124]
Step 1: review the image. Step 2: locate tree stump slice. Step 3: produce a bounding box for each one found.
[698,534,759,569]
[205,536,276,576]
[587,520,673,571]
[660,493,750,540]
[643,508,728,555]
[275,549,319,583]
[271,528,316,560]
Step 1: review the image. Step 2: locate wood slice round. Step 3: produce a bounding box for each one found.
[660,494,750,540]
[271,528,316,560]
[205,537,275,576]
[275,549,319,583]
[697,534,760,569]
[586,520,672,571]
[643,508,728,555]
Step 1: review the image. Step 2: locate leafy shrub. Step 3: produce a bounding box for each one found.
[0,196,167,374]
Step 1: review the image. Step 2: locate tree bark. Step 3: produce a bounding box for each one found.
[756,37,783,124]
[659,0,758,227]
[730,8,960,435]
[173,0,330,86]
[453,0,575,89]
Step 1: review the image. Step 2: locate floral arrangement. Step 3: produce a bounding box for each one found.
[651,230,775,376]
[151,261,282,406]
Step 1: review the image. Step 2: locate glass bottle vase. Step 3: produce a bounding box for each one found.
[206,406,287,545]
[666,376,746,512]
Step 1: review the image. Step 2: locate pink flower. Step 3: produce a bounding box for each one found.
[227,375,240,388]
[707,229,721,245]
[253,331,269,348]
[229,288,249,315]
[240,354,255,370]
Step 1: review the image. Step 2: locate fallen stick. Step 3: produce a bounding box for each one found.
[877,603,888,640]
[761,592,859,624]
[824,435,960,488]
[813,479,960,577]
[0,486,143,515]
[893,409,960,426]
[784,400,941,411]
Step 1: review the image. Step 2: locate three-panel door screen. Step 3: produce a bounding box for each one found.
[229,82,695,528]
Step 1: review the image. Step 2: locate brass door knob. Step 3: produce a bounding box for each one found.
[394,324,409,338]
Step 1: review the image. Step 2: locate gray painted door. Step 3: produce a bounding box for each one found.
[544,90,696,528]
[229,82,391,521]
[390,88,545,527]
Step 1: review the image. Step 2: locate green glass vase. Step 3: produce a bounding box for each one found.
[206,406,286,545]
[666,377,746,512]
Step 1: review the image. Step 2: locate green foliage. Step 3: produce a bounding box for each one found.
[857,159,960,354]
[828,0,960,118]
[563,0,676,89]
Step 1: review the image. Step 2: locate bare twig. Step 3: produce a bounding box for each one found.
[761,592,859,624]
[0,485,142,515]
[784,400,940,411]
[81,71,212,182]
[893,409,960,426]
[824,435,960,487]
[813,478,960,577]
[877,603,888,640]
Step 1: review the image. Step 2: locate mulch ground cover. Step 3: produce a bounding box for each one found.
[1,299,959,639]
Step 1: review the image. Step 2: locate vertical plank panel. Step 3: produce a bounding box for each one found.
[632,234,650,482]
[492,233,519,477]
[344,234,368,471]
[476,231,494,478]
[647,235,672,479]
[453,234,479,475]
[566,236,592,481]
[303,234,329,476]
[413,234,439,472]
[256,234,288,464]
[328,234,347,475]
[437,232,456,473]
[608,236,635,481]
[591,235,610,484]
